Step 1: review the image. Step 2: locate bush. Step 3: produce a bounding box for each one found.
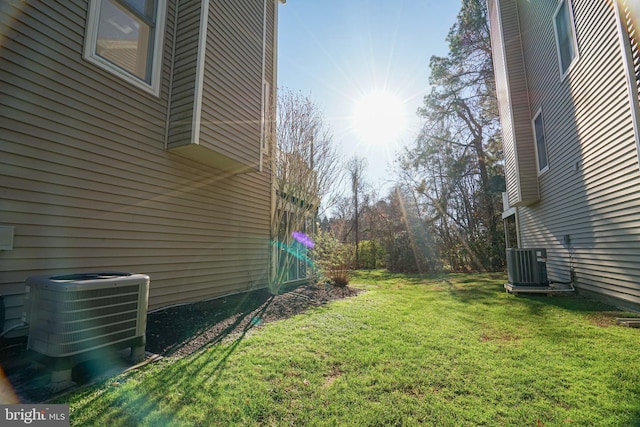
[312,231,353,286]
[384,231,440,274]
[328,267,349,287]
[357,240,386,269]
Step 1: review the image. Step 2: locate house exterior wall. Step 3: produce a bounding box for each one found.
[167,0,271,172]
[166,0,201,149]
[488,0,539,207]
[490,0,640,310]
[199,0,263,168]
[0,0,278,333]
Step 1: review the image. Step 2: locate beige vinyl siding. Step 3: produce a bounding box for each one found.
[166,0,265,172]
[513,0,640,308]
[0,0,274,332]
[166,0,202,147]
[265,0,276,93]
[488,0,539,207]
[489,1,518,207]
[261,0,277,164]
[199,0,264,169]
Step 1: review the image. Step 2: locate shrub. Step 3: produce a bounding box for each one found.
[328,267,350,287]
[312,231,353,286]
[357,240,386,269]
[384,231,440,274]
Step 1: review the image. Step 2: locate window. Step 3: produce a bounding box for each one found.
[532,109,549,173]
[553,0,579,78]
[504,214,518,249]
[84,0,166,96]
[276,211,310,283]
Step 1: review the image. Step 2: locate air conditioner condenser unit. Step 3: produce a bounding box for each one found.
[24,272,150,390]
[506,248,548,286]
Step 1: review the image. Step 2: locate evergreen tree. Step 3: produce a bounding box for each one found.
[398,0,504,271]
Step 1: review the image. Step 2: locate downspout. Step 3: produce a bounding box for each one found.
[269,0,283,287]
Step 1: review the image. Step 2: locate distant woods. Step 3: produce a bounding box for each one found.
[324,0,503,273]
[276,0,504,278]
[395,0,504,272]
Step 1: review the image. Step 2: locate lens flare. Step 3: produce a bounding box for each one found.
[291,231,315,248]
[0,367,19,403]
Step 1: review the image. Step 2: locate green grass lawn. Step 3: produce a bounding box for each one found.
[64,271,640,426]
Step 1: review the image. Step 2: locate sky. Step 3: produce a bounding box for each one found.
[277,0,462,196]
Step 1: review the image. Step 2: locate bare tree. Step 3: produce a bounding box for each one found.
[346,156,367,268]
[269,89,342,293]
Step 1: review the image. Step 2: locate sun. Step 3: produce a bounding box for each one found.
[351,91,408,147]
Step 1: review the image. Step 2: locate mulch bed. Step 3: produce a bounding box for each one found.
[146,282,362,357]
[0,282,362,403]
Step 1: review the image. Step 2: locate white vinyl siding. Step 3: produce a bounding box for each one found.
[84,0,166,96]
[505,0,640,310]
[488,0,539,207]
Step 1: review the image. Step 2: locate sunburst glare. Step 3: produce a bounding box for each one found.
[351,90,408,148]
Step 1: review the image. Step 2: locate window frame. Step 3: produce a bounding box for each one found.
[83,0,166,97]
[532,108,549,175]
[614,0,640,169]
[553,0,580,81]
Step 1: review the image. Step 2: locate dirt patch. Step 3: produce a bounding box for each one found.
[479,331,521,345]
[322,366,343,388]
[586,311,635,328]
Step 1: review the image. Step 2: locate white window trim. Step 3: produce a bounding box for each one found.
[552,0,580,81]
[260,81,271,153]
[83,0,167,97]
[613,0,640,170]
[532,108,549,175]
[259,0,269,172]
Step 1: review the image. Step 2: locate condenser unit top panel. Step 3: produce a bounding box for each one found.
[26,272,150,291]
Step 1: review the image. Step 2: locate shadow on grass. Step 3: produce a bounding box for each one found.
[67,283,364,424]
[356,269,633,318]
[2,289,279,404]
[67,272,640,426]
[75,298,277,426]
[429,272,628,317]
[438,274,507,305]
[146,280,344,358]
[67,293,278,425]
[345,269,638,321]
